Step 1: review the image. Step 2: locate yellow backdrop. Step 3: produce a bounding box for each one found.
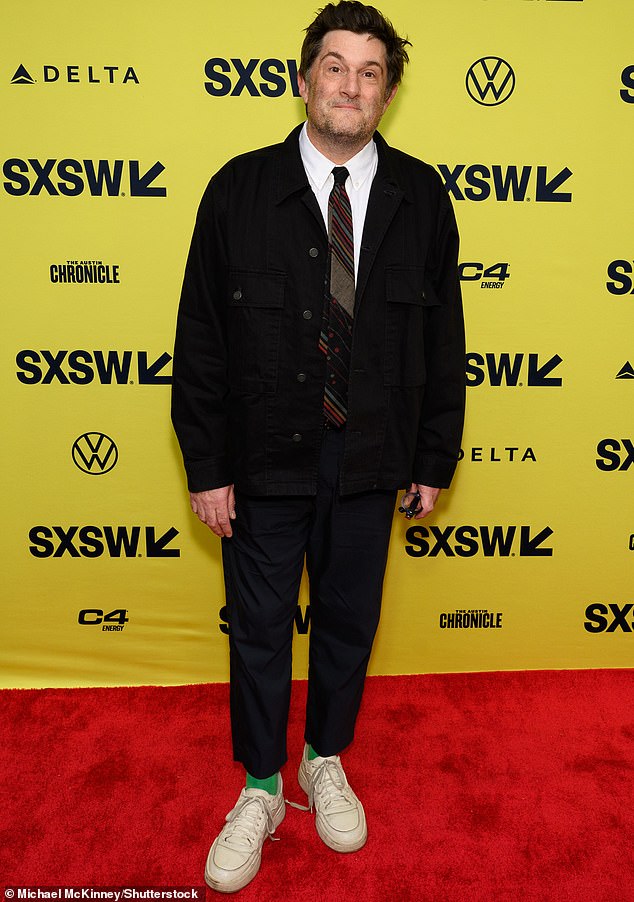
[2,0,632,688]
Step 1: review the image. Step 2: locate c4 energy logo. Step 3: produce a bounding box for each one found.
[29,526,180,558]
[584,603,634,634]
[405,525,554,557]
[595,439,634,471]
[621,66,634,103]
[72,433,118,475]
[466,353,563,386]
[459,261,510,289]
[606,260,634,295]
[466,57,515,106]
[16,350,172,385]
[204,58,300,97]
[10,63,139,85]
[3,159,166,197]
[439,164,572,202]
[78,608,129,632]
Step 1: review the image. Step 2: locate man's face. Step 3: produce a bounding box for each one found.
[298,30,397,153]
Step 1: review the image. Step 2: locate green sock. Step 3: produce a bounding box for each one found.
[246,772,279,795]
[307,744,319,761]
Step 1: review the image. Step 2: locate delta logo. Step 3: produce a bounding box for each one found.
[10,63,139,85]
[466,353,563,387]
[616,362,634,380]
[405,525,554,558]
[3,159,166,197]
[16,350,172,385]
[458,446,537,463]
[204,57,301,97]
[29,525,180,558]
[438,164,572,202]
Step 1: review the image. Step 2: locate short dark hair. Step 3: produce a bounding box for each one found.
[300,1,411,93]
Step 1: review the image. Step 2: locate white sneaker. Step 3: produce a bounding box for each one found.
[204,776,285,893]
[298,744,367,852]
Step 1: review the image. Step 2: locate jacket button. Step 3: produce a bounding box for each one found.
[303,309,313,320]
[232,290,242,301]
[292,433,302,442]
[296,373,307,383]
[308,247,319,258]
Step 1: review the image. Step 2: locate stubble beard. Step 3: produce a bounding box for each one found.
[310,104,378,156]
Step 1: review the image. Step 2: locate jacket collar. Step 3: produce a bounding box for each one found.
[274,122,407,204]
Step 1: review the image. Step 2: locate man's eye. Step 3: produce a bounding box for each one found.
[363,71,376,78]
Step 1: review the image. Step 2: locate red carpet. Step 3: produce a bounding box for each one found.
[2,670,634,901]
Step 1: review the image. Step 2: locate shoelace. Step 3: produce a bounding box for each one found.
[309,758,355,813]
[221,793,279,850]
[287,758,355,814]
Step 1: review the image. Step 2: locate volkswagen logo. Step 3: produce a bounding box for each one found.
[466,57,515,106]
[72,432,118,474]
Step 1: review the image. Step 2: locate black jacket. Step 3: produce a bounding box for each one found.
[172,124,465,495]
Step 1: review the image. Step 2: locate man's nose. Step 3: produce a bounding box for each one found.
[340,72,360,97]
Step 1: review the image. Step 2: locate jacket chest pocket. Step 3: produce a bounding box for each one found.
[227,270,286,392]
[384,266,439,387]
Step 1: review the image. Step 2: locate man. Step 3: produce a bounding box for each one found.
[172,1,465,893]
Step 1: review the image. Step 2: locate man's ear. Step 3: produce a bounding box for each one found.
[383,83,398,113]
[298,72,309,104]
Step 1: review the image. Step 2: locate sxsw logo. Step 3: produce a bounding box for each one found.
[10,64,139,85]
[584,603,634,634]
[29,526,180,558]
[3,159,166,197]
[595,439,634,472]
[220,604,311,635]
[204,58,300,97]
[466,353,563,387]
[606,260,634,295]
[16,350,172,385]
[466,57,515,106]
[405,525,554,557]
[438,164,572,202]
[621,66,634,103]
[72,433,118,475]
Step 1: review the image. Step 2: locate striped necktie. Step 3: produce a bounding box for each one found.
[321,166,354,427]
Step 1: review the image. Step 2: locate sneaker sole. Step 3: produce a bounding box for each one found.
[298,760,367,853]
[204,796,286,893]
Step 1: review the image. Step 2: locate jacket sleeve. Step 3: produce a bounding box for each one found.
[412,185,465,489]
[171,174,233,493]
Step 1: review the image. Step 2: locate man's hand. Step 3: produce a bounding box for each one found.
[409,482,441,520]
[189,485,236,537]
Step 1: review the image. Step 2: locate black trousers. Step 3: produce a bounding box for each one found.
[221,427,397,779]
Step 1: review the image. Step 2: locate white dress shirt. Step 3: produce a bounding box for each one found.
[298,121,378,280]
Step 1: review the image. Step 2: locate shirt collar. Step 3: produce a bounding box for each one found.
[299,121,377,192]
